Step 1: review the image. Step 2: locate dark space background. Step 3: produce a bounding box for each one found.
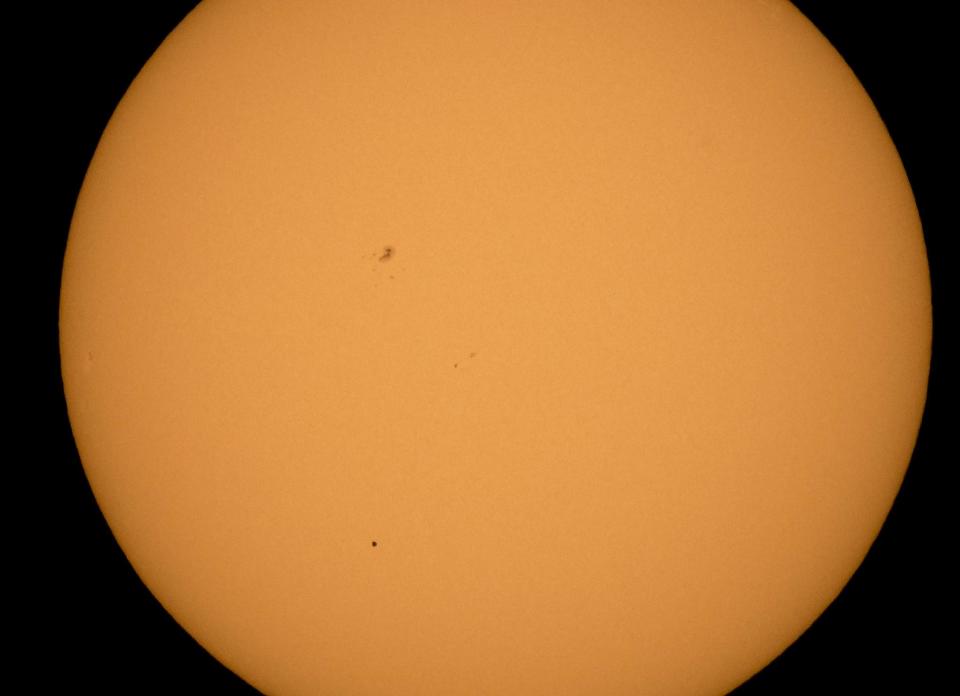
[27,2,949,693]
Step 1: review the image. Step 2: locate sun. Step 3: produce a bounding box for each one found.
[60,1,931,694]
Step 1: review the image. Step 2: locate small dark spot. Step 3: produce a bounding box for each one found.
[378,246,394,262]
[454,363,459,368]
[469,352,477,358]
[87,352,94,361]
[371,540,378,547]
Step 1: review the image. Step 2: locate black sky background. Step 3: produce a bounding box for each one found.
[28,2,949,693]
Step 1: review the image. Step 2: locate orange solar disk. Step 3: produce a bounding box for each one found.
[59,1,931,694]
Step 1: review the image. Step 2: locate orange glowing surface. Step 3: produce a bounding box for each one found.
[60,1,931,694]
